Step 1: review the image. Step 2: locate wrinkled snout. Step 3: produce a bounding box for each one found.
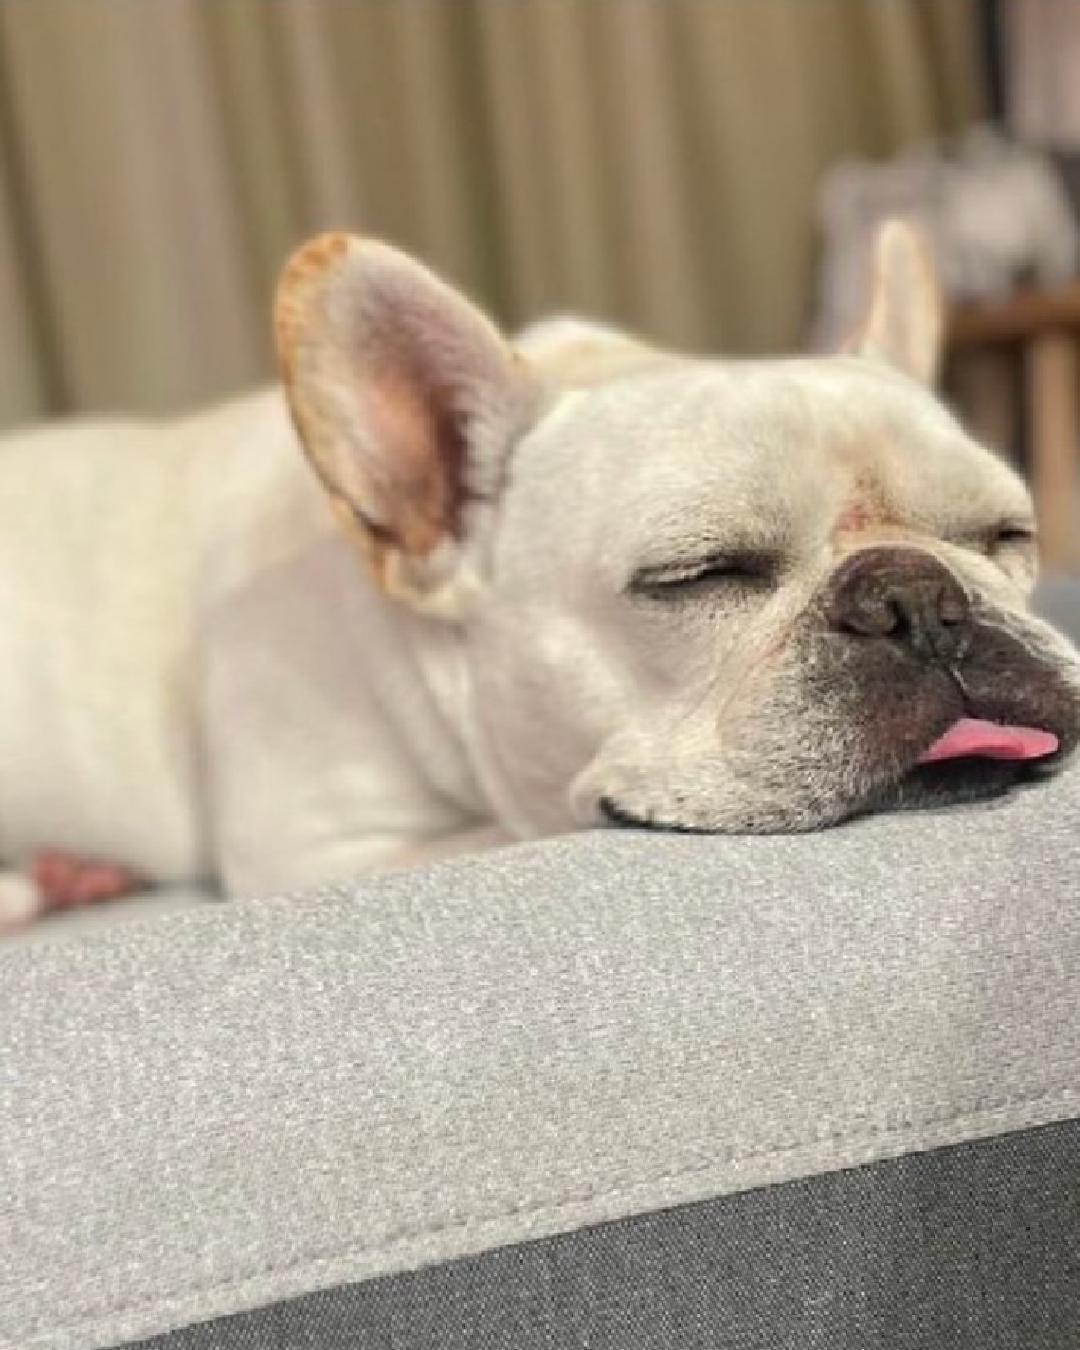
[824,546,971,663]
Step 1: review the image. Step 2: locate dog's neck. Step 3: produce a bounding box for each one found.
[389,597,492,822]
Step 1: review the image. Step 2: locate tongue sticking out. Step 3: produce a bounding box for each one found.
[919,718,1058,764]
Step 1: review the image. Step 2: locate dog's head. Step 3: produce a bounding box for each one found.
[275,223,1080,837]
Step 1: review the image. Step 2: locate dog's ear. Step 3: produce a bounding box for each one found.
[275,234,538,617]
[847,219,943,385]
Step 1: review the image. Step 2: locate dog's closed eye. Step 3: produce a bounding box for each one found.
[628,551,779,601]
[952,520,1038,571]
[988,522,1036,555]
[936,520,1036,564]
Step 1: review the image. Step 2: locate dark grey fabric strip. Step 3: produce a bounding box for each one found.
[126,1116,1080,1350]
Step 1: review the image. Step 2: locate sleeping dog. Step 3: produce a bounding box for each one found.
[1,219,1078,926]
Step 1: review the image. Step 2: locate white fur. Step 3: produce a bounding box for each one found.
[0,391,489,898]
[0,873,43,927]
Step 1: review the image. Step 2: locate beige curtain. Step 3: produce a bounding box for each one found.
[0,0,982,430]
[1007,0,1080,148]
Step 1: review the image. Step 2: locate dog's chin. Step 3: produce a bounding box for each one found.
[598,752,1067,836]
[598,795,716,835]
[861,752,1063,818]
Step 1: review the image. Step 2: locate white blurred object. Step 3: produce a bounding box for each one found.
[813,125,1080,351]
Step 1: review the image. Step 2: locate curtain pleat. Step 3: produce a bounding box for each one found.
[1007,0,1080,148]
[0,0,982,428]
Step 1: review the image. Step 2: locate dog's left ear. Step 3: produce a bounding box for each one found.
[848,219,943,386]
[275,233,539,617]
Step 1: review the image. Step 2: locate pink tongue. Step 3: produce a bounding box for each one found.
[919,717,1058,764]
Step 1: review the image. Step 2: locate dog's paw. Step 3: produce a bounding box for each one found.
[30,852,145,910]
[0,873,45,931]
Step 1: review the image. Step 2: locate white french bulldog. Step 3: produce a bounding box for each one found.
[1,219,1078,927]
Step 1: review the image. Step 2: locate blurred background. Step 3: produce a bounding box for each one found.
[0,0,987,419]
[0,0,1078,561]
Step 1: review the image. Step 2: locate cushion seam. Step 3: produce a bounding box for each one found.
[13,1082,1079,1350]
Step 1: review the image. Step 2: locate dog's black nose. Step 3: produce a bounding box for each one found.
[825,546,971,662]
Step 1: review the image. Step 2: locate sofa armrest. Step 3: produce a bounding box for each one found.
[3,752,1080,1349]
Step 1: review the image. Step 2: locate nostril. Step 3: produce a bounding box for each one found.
[937,585,970,627]
[833,591,904,639]
[826,549,972,650]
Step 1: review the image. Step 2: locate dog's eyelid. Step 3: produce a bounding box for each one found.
[986,519,1037,551]
[943,519,1036,552]
[627,549,778,598]
[994,520,1036,541]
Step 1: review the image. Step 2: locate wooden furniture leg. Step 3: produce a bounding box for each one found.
[1028,330,1080,571]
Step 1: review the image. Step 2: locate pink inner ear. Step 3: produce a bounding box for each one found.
[364,371,465,554]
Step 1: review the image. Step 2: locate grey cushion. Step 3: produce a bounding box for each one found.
[1,579,1079,1349]
[3,767,1080,1348]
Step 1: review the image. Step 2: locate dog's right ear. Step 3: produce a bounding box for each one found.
[846,218,944,386]
[275,234,539,617]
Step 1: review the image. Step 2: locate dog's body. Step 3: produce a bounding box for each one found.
[0,387,505,909]
[2,222,1079,925]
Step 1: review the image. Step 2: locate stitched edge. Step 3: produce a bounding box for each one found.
[12,1082,1079,1350]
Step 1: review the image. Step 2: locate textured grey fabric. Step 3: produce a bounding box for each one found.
[124,1116,1080,1350]
[2,762,1080,1350]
